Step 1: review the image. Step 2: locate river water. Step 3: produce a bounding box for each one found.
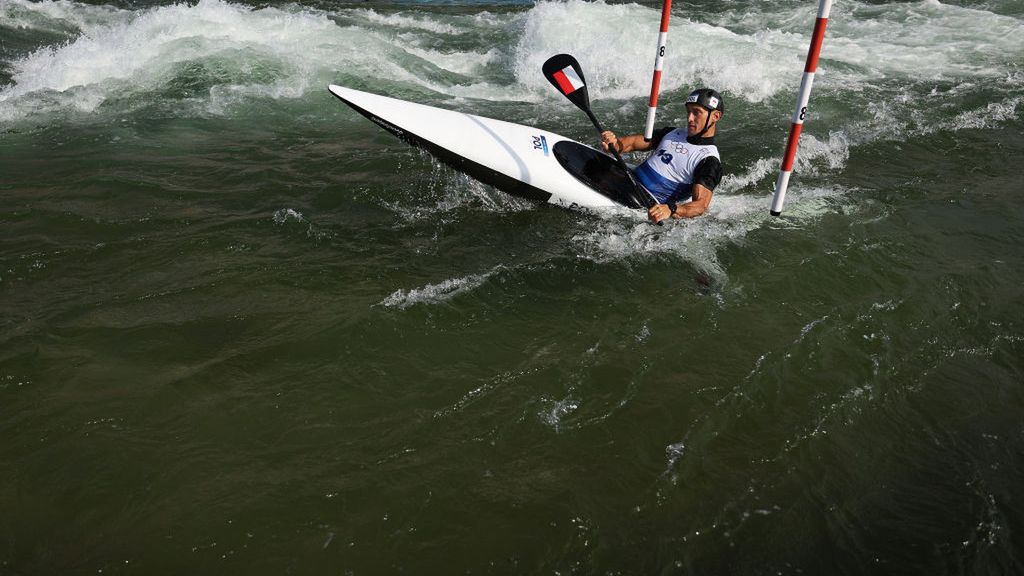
[2,0,1023,573]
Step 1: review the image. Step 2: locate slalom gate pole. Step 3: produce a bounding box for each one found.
[769,0,833,216]
[643,0,673,140]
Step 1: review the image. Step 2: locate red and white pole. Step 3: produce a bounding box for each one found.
[770,0,833,216]
[643,0,673,140]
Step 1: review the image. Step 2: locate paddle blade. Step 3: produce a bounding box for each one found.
[542,54,591,112]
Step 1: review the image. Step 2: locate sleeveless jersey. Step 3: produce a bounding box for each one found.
[634,128,721,203]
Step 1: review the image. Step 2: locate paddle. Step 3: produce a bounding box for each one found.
[542,53,657,212]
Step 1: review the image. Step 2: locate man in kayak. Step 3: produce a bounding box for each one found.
[600,88,724,223]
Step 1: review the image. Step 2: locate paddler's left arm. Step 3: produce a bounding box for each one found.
[671,183,713,218]
[648,156,722,222]
[648,184,712,222]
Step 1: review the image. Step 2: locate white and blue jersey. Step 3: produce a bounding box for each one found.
[634,128,722,204]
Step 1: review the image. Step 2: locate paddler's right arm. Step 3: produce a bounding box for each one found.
[600,131,655,154]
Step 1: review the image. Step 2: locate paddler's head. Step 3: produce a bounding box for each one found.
[685,88,724,138]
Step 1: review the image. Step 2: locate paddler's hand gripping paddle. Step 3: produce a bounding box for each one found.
[542,53,660,218]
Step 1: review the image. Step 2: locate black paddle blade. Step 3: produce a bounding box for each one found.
[542,54,591,113]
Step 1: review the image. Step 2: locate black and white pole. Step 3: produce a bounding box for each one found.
[643,0,673,140]
[770,0,833,216]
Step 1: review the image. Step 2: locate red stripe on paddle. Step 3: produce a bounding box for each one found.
[553,70,576,95]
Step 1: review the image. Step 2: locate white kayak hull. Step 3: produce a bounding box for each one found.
[328,85,643,210]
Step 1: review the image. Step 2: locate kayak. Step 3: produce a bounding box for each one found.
[328,85,643,210]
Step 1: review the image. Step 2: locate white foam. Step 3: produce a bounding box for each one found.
[271,207,330,240]
[568,175,850,275]
[0,0,124,35]
[272,208,304,225]
[951,96,1023,131]
[571,211,730,277]
[512,1,800,103]
[834,83,1022,145]
[395,162,537,221]
[824,1,1024,81]
[379,266,502,309]
[511,0,1022,106]
[712,0,1024,86]
[538,396,580,432]
[718,157,777,194]
[3,0,1021,123]
[0,0,346,120]
[359,9,459,35]
[402,46,502,78]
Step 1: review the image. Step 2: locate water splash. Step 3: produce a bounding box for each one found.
[379,266,503,309]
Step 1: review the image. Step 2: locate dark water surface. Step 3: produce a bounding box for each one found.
[2,0,1023,573]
